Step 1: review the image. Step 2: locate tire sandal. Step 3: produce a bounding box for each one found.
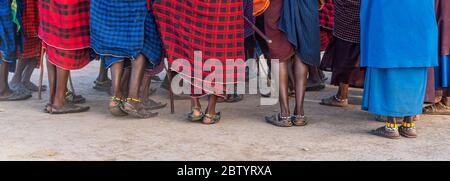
[93,79,112,92]
[142,99,167,110]
[265,113,293,127]
[203,112,221,125]
[292,115,308,126]
[109,96,128,116]
[65,91,86,104]
[50,103,90,114]
[371,124,400,139]
[320,95,348,107]
[423,102,450,115]
[121,98,158,118]
[0,90,32,101]
[188,107,204,122]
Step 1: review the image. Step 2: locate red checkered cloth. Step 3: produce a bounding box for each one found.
[319,0,334,30]
[38,0,90,70]
[20,0,41,59]
[153,0,245,96]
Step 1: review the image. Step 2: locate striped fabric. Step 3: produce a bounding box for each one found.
[90,0,162,68]
[333,0,360,43]
[153,0,245,96]
[38,0,91,70]
[20,0,41,59]
[0,0,22,63]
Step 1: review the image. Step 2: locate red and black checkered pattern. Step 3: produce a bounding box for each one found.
[38,0,90,50]
[38,0,90,70]
[319,0,334,30]
[44,44,90,70]
[153,0,245,96]
[20,0,41,59]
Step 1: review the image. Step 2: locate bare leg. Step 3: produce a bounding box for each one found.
[293,55,309,116]
[9,59,27,87]
[96,59,109,82]
[120,67,131,97]
[21,59,38,84]
[127,55,146,107]
[110,61,124,99]
[191,97,202,117]
[0,61,13,98]
[52,67,70,108]
[46,60,57,107]
[140,73,151,102]
[279,59,290,117]
[337,83,349,100]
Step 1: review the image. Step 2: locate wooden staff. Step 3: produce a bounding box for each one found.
[68,73,75,95]
[38,47,45,100]
[244,16,272,44]
[163,58,175,114]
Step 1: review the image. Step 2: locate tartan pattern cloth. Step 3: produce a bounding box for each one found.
[333,0,360,43]
[153,0,245,96]
[0,0,22,63]
[38,0,90,50]
[319,0,334,30]
[20,0,41,59]
[90,0,162,67]
[38,0,91,70]
[44,44,91,70]
[244,0,255,38]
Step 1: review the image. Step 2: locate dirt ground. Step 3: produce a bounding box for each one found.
[0,62,449,161]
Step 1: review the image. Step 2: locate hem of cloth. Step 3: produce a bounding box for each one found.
[47,59,90,71]
[361,108,422,118]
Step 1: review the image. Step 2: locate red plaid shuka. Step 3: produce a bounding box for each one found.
[19,0,41,59]
[319,0,334,30]
[38,0,90,70]
[153,0,245,96]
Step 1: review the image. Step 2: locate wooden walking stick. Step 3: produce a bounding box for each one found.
[163,58,175,114]
[68,72,75,95]
[244,16,272,44]
[38,47,45,100]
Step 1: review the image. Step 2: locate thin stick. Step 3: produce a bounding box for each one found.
[163,59,175,114]
[38,47,45,100]
[68,73,75,95]
[244,16,272,44]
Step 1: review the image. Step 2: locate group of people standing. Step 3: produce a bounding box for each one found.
[0,0,448,139]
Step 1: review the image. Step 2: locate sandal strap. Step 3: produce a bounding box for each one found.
[333,95,347,102]
[126,97,143,103]
[111,96,124,102]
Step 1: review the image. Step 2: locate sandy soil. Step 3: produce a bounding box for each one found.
[0,62,449,161]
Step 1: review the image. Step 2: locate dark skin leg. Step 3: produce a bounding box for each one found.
[336,83,349,100]
[306,65,321,84]
[47,60,57,107]
[96,59,109,82]
[0,61,13,98]
[52,67,70,108]
[9,59,27,86]
[191,97,202,117]
[110,61,124,107]
[127,55,146,107]
[293,55,309,116]
[121,67,131,97]
[140,74,151,102]
[22,59,38,84]
[278,59,291,117]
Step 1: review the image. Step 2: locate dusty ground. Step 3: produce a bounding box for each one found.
[0,62,449,161]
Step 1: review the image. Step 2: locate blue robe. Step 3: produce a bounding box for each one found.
[360,0,438,117]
